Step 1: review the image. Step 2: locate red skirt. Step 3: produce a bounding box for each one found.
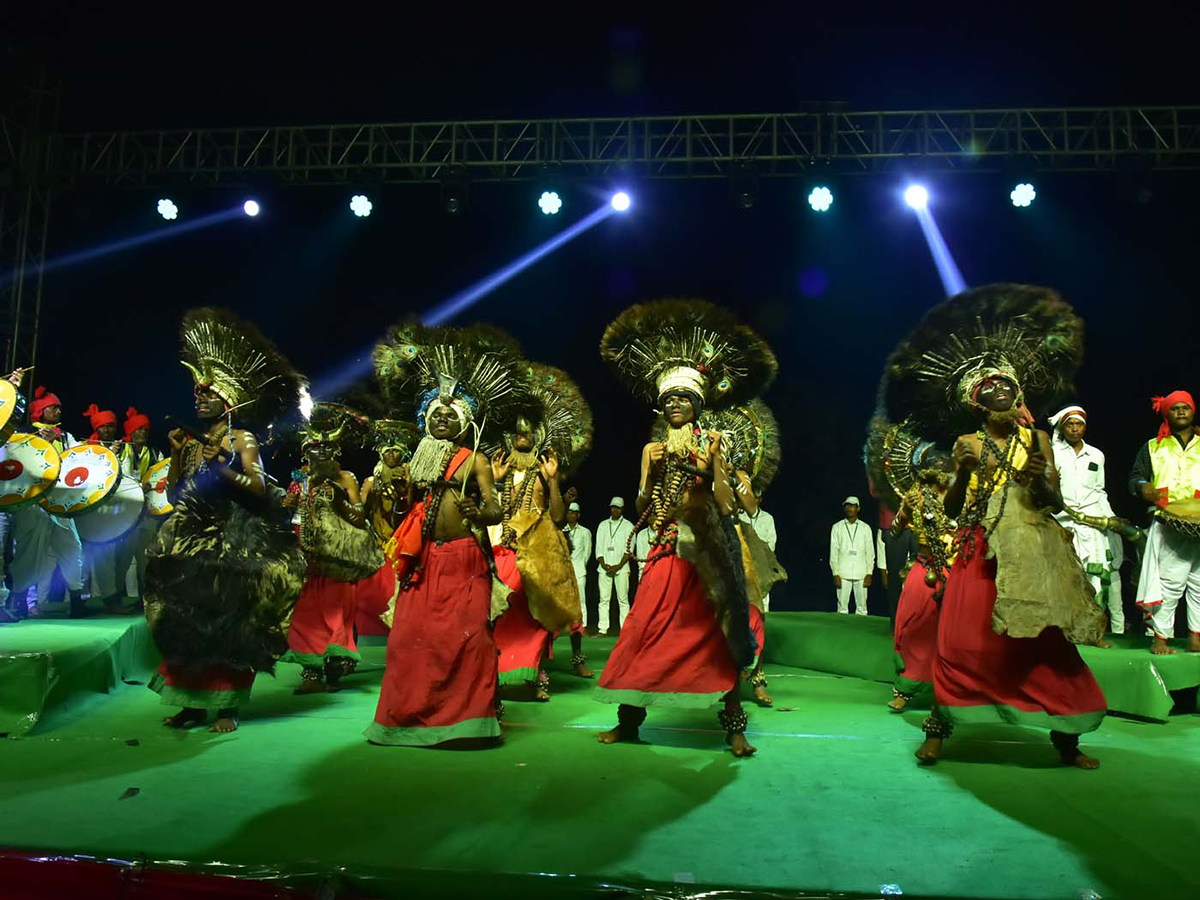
[749,605,766,668]
[492,546,551,684]
[148,661,255,710]
[894,560,940,691]
[281,572,359,668]
[355,563,397,637]
[934,528,1107,734]
[596,549,739,709]
[366,537,500,746]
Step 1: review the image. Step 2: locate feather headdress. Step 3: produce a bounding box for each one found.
[882,284,1083,442]
[508,362,594,476]
[179,307,304,432]
[600,299,777,410]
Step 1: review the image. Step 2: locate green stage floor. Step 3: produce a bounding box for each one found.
[1,619,1198,899]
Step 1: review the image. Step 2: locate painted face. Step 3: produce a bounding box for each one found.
[382,448,403,467]
[41,404,62,425]
[97,422,120,442]
[1168,401,1194,431]
[513,428,535,452]
[428,402,464,440]
[976,377,1016,412]
[305,445,339,481]
[1062,418,1086,443]
[662,391,696,427]
[195,388,226,420]
[131,426,150,444]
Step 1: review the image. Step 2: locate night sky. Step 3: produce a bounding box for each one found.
[5,9,1200,610]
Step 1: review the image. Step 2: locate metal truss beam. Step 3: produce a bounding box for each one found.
[47,107,1200,187]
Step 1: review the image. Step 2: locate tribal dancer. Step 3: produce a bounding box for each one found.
[356,419,415,637]
[1049,405,1130,643]
[147,308,306,733]
[655,398,786,706]
[1129,390,1200,654]
[366,323,519,748]
[884,285,1107,768]
[490,362,593,700]
[865,416,956,713]
[597,299,776,757]
[282,405,383,693]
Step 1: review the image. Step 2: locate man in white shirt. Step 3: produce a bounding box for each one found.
[1049,405,1125,638]
[830,496,873,614]
[738,505,777,611]
[563,501,592,628]
[595,496,635,634]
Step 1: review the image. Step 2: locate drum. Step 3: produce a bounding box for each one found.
[0,381,27,444]
[40,444,121,516]
[74,476,144,543]
[1158,498,1200,540]
[144,457,174,517]
[0,433,61,510]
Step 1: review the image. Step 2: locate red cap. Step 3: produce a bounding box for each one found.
[1152,391,1196,442]
[29,386,62,422]
[83,403,118,441]
[123,406,151,440]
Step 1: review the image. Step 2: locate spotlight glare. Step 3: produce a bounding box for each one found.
[610,191,631,212]
[156,198,178,220]
[1010,182,1036,208]
[807,186,833,213]
[538,191,563,215]
[903,184,929,210]
[350,194,373,217]
[243,200,260,217]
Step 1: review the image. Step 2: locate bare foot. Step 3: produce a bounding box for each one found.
[1093,638,1114,649]
[1187,636,1200,653]
[294,678,327,695]
[887,695,908,712]
[915,737,943,765]
[209,709,238,733]
[534,684,551,702]
[1059,748,1100,769]
[727,731,757,757]
[572,661,595,678]
[597,723,638,744]
[163,708,205,728]
[1150,637,1176,655]
[752,685,773,707]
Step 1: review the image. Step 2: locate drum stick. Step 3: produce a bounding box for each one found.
[165,415,232,462]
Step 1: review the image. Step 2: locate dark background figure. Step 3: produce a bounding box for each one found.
[877,526,919,625]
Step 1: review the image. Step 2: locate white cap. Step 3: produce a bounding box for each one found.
[568,501,580,512]
[610,496,625,508]
[843,496,860,506]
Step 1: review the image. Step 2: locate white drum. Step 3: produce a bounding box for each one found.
[74,476,145,544]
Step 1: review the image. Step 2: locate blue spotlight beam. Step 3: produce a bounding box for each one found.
[310,201,619,399]
[912,207,967,297]
[0,207,243,288]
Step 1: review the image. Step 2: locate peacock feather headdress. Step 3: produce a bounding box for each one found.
[511,362,594,476]
[600,299,777,410]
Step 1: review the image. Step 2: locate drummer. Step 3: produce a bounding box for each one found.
[82,402,131,613]
[1129,390,1200,654]
[115,407,165,609]
[7,383,87,618]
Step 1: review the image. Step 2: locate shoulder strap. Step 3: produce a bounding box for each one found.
[444,446,474,478]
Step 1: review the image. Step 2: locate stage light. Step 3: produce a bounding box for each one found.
[808,186,833,213]
[156,199,178,220]
[243,200,260,217]
[904,185,929,210]
[610,191,631,212]
[538,191,562,215]
[1010,182,1036,208]
[350,194,373,217]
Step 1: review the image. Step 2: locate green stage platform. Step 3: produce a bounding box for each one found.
[1,612,1198,898]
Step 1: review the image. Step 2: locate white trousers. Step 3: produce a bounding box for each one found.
[1087,570,1124,634]
[1136,519,1200,638]
[836,578,867,615]
[597,568,630,633]
[8,506,84,600]
[575,572,587,629]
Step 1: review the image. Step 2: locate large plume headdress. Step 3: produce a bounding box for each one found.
[503,362,594,476]
[298,402,372,455]
[652,398,781,495]
[179,307,305,432]
[863,413,948,513]
[373,321,525,442]
[881,284,1083,442]
[600,299,777,411]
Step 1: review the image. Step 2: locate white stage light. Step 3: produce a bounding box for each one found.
[156,199,178,220]
[903,185,929,210]
[610,191,631,212]
[538,191,562,215]
[808,186,833,212]
[350,195,373,217]
[1010,182,1036,208]
[243,200,261,217]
